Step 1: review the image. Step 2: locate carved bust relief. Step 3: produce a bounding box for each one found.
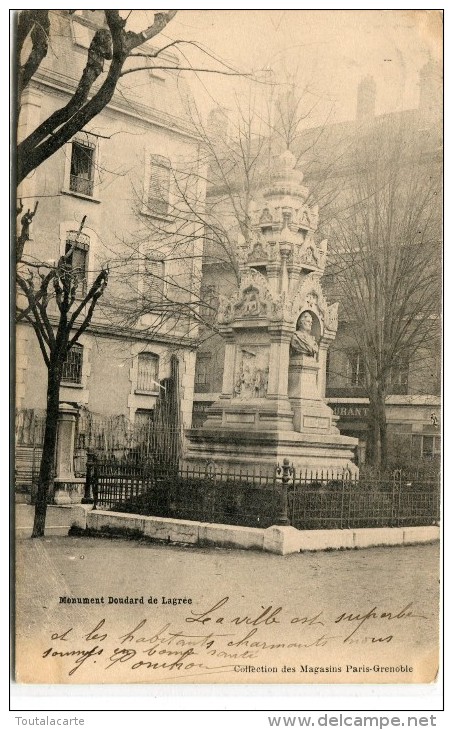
[291,310,319,358]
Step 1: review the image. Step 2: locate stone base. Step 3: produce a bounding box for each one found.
[203,397,295,432]
[185,427,359,477]
[290,397,339,434]
[53,478,85,505]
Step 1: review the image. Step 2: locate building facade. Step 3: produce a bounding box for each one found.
[16,11,206,473]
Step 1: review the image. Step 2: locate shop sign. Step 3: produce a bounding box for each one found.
[332,404,369,419]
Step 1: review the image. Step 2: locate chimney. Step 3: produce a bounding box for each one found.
[418,60,442,115]
[356,76,376,121]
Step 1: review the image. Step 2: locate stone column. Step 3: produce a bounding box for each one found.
[221,337,236,398]
[318,332,335,398]
[267,340,280,398]
[267,330,292,399]
[287,264,300,292]
[54,403,78,505]
[318,343,329,398]
[277,335,292,398]
[280,246,291,294]
[266,261,280,297]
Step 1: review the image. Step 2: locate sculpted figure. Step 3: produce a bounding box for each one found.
[243,288,259,314]
[291,311,319,357]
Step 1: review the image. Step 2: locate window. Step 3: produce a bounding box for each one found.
[70,139,95,197]
[61,344,83,384]
[195,354,212,393]
[145,258,165,303]
[411,434,441,459]
[200,285,218,323]
[347,350,365,387]
[148,155,171,216]
[134,409,154,433]
[389,356,409,393]
[136,353,159,393]
[65,233,89,296]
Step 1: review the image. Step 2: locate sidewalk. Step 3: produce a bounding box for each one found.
[15,503,89,539]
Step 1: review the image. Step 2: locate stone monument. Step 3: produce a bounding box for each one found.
[186,150,358,475]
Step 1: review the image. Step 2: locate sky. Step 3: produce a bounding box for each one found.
[135,9,442,127]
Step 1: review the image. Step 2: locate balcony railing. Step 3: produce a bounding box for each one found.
[70,174,94,197]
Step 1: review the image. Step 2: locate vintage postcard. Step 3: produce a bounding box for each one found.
[14,9,442,687]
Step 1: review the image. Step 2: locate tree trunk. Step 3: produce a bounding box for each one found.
[31,364,61,537]
[367,385,388,469]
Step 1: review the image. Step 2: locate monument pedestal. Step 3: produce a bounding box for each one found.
[288,355,339,434]
[185,427,358,477]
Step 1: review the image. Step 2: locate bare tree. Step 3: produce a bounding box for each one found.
[325,117,441,467]
[17,218,108,537]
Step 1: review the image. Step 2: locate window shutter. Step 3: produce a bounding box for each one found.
[145,259,165,302]
[148,155,170,215]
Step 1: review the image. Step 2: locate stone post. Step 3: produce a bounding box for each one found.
[55,404,78,480]
[277,335,292,398]
[53,403,80,505]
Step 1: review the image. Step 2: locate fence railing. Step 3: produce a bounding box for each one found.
[15,409,46,447]
[86,456,440,530]
[87,456,280,528]
[75,413,182,470]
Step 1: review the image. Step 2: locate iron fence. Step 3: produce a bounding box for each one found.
[286,467,439,529]
[88,456,280,528]
[15,409,46,447]
[86,457,440,531]
[288,482,439,529]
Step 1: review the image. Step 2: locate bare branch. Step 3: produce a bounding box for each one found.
[16,201,39,262]
[126,10,178,49]
[68,270,109,347]
[68,268,109,331]
[120,65,249,78]
[16,271,52,348]
[17,10,50,98]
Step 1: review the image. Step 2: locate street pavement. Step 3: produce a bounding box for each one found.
[14,536,440,685]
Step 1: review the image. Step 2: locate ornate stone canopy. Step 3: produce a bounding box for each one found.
[236,150,327,281]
